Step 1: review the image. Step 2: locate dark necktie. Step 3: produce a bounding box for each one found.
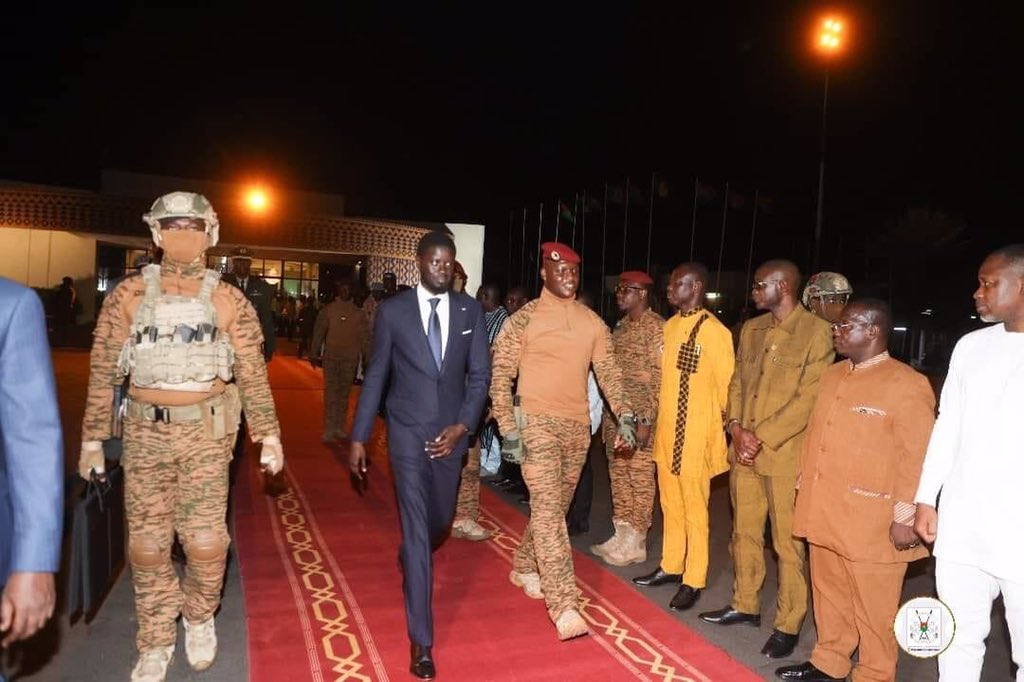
[427,297,442,370]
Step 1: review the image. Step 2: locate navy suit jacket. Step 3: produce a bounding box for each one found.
[0,278,64,583]
[352,289,491,458]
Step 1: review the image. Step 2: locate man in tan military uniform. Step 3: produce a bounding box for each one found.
[589,271,663,567]
[778,299,933,682]
[78,192,283,682]
[802,271,853,324]
[491,242,637,641]
[310,280,369,442]
[699,259,834,660]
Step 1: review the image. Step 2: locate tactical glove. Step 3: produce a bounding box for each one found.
[616,413,639,450]
[260,435,285,475]
[78,441,105,480]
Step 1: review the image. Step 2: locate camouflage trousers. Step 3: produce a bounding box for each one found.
[123,412,236,652]
[454,444,481,523]
[602,418,655,532]
[323,358,358,438]
[512,413,591,622]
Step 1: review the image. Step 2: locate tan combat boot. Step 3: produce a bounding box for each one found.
[131,644,175,682]
[555,609,590,641]
[452,519,492,541]
[604,524,647,567]
[184,616,218,671]
[508,570,544,599]
[589,519,628,559]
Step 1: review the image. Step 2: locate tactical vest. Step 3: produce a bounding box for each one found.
[118,264,234,391]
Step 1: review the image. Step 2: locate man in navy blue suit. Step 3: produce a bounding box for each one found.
[0,278,63,656]
[350,231,491,680]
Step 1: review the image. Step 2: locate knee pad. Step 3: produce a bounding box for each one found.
[183,529,229,561]
[128,534,166,568]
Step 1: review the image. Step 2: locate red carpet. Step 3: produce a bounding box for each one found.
[235,356,760,681]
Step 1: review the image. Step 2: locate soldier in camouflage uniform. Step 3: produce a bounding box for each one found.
[589,271,664,567]
[490,242,637,641]
[78,192,283,682]
[802,271,853,324]
[310,280,369,442]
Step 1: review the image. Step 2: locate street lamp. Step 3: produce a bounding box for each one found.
[244,186,270,214]
[812,16,844,271]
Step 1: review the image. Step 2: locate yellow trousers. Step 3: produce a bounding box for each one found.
[655,464,711,588]
[729,464,807,635]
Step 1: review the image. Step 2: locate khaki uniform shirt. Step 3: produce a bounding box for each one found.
[490,288,629,434]
[793,355,934,563]
[311,298,370,362]
[610,309,665,425]
[728,305,834,476]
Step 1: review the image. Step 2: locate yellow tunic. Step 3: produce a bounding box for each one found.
[652,309,735,479]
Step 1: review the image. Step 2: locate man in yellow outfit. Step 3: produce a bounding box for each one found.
[699,259,834,660]
[631,263,734,613]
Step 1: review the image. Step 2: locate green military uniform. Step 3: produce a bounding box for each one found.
[311,297,369,440]
[727,304,834,635]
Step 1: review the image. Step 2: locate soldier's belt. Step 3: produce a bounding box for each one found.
[126,388,232,424]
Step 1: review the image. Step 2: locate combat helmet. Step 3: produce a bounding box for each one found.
[143,191,220,247]
[802,271,853,307]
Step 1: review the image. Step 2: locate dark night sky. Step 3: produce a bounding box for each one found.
[2,2,1019,308]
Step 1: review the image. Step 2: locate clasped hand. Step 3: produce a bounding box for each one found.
[730,424,762,466]
[425,424,468,459]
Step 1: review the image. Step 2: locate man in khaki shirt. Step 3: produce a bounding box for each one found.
[700,259,834,659]
[311,280,369,442]
[777,299,934,682]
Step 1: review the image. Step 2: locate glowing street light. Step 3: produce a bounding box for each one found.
[244,187,270,213]
[812,15,847,271]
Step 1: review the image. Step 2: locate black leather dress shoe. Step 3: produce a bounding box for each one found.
[698,606,761,626]
[410,645,436,680]
[668,585,702,611]
[775,661,843,680]
[632,568,682,587]
[761,629,799,659]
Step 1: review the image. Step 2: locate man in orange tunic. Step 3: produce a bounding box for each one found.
[777,299,934,682]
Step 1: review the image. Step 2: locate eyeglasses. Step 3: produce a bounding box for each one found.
[615,285,645,293]
[831,321,870,333]
[752,279,782,291]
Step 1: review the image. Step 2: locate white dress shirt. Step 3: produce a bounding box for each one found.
[587,370,602,436]
[415,284,450,359]
[915,323,1024,583]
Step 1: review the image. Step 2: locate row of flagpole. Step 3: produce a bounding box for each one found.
[505,174,773,314]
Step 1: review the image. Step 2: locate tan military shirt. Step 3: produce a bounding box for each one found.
[609,308,664,426]
[490,288,630,434]
[793,354,934,563]
[727,305,834,476]
[311,298,370,362]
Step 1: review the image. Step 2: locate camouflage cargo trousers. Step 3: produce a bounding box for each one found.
[602,417,656,532]
[454,443,481,523]
[123,407,237,652]
[323,358,358,438]
[512,413,591,622]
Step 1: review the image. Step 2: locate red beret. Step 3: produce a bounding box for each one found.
[541,241,580,264]
[619,270,653,286]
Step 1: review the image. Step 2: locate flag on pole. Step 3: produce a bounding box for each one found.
[729,190,748,211]
[696,181,718,204]
[656,177,670,198]
[559,201,576,224]
[756,194,776,214]
[609,184,626,205]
